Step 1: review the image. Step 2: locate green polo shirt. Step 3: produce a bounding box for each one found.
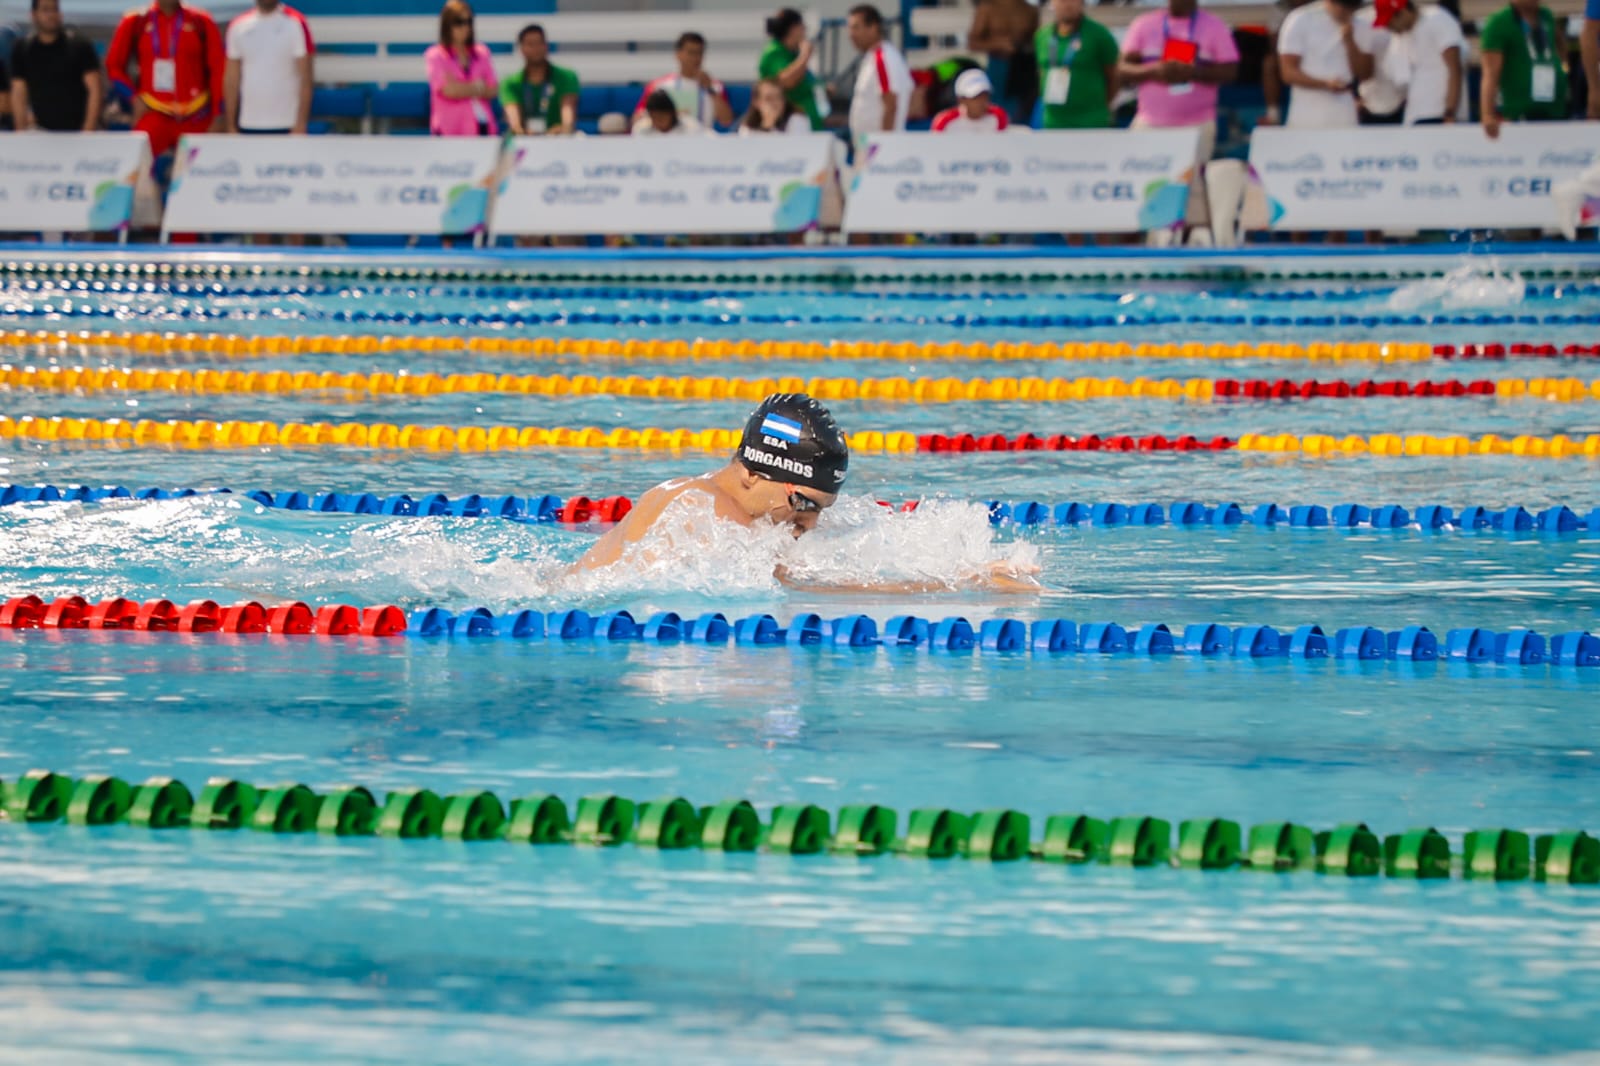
[499,62,580,131]
[1479,6,1568,120]
[1034,18,1119,129]
[758,40,823,130]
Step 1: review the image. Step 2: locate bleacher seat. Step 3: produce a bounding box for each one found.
[370,84,430,128]
[577,85,612,119]
[726,83,752,121]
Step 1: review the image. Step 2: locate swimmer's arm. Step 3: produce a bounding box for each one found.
[775,562,1041,595]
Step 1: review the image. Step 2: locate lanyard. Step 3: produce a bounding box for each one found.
[148,6,182,59]
[1052,26,1082,67]
[521,68,554,118]
[1160,13,1197,46]
[1520,13,1550,61]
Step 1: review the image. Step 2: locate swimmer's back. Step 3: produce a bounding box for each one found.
[572,475,750,571]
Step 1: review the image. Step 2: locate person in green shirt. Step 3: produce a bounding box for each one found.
[501,23,579,135]
[1480,0,1569,138]
[1033,0,1119,128]
[758,7,826,130]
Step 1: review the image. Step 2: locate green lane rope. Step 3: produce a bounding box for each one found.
[4,769,1595,884]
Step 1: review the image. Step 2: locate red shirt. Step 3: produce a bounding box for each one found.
[932,104,1009,132]
[108,3,225,118]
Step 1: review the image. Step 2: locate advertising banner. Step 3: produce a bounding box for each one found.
[1249,124,1600,230]
[161,135,502,239]
[842,130,1202,234]
[491,134,838,237]
[0,133,155,235]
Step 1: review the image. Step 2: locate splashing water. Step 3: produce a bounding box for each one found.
[0,493,1040,611]
[1385,260,1526,312]
[561,494,1041,602]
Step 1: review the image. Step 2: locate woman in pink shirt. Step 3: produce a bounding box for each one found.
[425,0,498,136]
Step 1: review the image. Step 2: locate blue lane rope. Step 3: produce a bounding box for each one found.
[7,300,1600,332]
[3,485,1597,535]
[316,606,1600,669]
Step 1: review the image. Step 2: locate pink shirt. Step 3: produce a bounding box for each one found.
[1122,10,1239,128]
[425,42,498,136]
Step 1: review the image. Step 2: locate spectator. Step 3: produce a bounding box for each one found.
[932,68,1009,130]
[1480,0,1569,138]
[740,76,811,133]
[223,0,312,135]
[1259,0,1315,125]
[1119,0,1239,153]
[1371,0,1464,125]
[0,48,9,129]
[1034,0,1119,129]
[635,32,732,129]
[12,0,103,131]
[632,87,705,135]
[425,0,496,136]
[501,23,577,136]
[107,0,225,157]
[965,0,1039,121]
[1356,11,1406,124]
[1586,0,1599,119]
[846,3,912,148]
[1277,0,1376,128]
[759,7,826,130]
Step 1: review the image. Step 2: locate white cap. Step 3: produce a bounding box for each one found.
[954,68,993,100]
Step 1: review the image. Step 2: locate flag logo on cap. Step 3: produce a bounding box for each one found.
[761,413,804,443]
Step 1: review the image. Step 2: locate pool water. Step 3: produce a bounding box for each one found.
[1,248,1599,1064]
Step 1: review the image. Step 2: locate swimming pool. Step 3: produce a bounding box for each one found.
[2,243,1598,1064]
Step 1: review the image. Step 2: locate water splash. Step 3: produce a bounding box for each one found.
[0,493,1040,610]
[1386,260,1526,312]
[561,494,1040,602]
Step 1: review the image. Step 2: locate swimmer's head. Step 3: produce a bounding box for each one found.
[734,393,848,532]
[736,394,848,494]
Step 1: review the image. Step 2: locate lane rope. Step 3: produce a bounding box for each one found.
[3,595,1596,670]
[1,767,1594,882]
[12,276,1600,305]
[10,298,1600,333]
[4,330,1598,364]
[4,485,1598,535]
[5,258,1596,285]
[3,415,1598,459]
[6,364,1600,405]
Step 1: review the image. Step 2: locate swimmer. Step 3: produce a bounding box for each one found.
[574,393,1039,592]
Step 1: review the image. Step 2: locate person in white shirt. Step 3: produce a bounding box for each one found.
[846,3,911,149]
[632,87,707,135]
[223,0,312,134]
[932,68,1010,131]
[1370,0,1464,123]
[633,31,733,130]
[1357,7,1406,123]
[739,76,813,134]
[1278,0,1377,127]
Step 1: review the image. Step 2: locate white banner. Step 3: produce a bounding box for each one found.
[842,130,1202,234]
[0,133,155,234]
[161,135,502,238]
[491,134,839,237]
[1249,123,1600,230]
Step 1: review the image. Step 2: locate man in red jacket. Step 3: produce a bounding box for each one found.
[107,0,225,157]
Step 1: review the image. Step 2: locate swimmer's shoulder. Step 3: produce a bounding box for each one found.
[639,475,750,525]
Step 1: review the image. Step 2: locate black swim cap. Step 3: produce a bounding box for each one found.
[736,393,849,494]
